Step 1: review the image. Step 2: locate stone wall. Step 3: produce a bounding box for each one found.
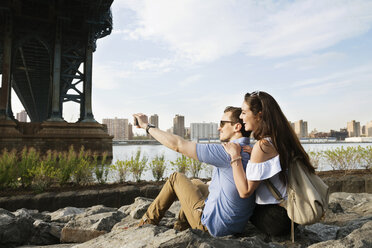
[0,174,371,212]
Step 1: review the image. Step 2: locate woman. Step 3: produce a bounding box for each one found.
[223,91,315,236]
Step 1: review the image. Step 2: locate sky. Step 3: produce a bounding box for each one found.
[10,0,372,134]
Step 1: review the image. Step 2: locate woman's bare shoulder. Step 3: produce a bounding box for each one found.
[251,140,278,163]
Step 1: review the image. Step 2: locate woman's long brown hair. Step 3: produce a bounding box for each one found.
[244,91,315,183]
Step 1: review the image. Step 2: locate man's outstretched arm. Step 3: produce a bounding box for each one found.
[133,113,198,160]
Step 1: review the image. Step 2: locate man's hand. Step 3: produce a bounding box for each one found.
[133,113,149,129]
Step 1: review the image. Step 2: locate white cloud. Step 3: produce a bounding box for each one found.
[178,74,202,87]
[93,63,133,90]
[274,52,345,70]
[117,0,372,63]
[291,64,372,95]
[133,58,175,72]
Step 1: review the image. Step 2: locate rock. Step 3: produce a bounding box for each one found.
[0,208,34,248]
[17,244,75,248]
[297,223,340,244]
[308,220,372,248]
[60,228,106,243]
[83,205,117,216]
[65,211,125,232]
[72,225,282,248]
[127,197,153,219]
[28,219,63,245]
[60,209,125,243]
[336,215,372,239]
[49,207,85,223]
[329,202,343,213]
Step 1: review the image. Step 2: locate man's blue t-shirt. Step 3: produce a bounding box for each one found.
[196,137,256,237]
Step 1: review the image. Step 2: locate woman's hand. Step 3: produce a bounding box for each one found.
[222,142,241,158]
[242,145,252,154]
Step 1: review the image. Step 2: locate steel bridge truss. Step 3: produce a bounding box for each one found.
[0,0,113,123]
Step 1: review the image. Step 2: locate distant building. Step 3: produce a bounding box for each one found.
[309,129,329,138]
[330,128,348,141]
[294,120,308,138]
[148,114,159,139]
[128,123,133,140]
[361,125,366,137]
[16,110,27,122]
[190,122,218,141]
[173,114,185,138]
[347,120,360,137]
[366,121,372,137]
[185,127,190,140]
[102,118,129,140]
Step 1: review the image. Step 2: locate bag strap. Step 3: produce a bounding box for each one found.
[264,179,284,202]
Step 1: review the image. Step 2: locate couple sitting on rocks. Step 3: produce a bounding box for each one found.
[133,91,315,237]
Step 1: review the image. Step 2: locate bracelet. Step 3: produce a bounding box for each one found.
[230,156,242,165]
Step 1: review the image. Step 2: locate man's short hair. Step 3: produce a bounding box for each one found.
[224,106,252,138]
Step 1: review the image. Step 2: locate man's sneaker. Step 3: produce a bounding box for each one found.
[138,215,156,227]
[173,220,190,231]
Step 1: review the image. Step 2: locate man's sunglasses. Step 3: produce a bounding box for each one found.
[220,120,235,128]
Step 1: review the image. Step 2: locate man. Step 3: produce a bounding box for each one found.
[133,106,255,237]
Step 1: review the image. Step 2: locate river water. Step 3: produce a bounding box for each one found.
[108,142,371,182]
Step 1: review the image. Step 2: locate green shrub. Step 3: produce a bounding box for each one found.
[128,149,148,182]
[19,147,40,187]
[360,146,372,170]
[308,151,323,171]
[112,159,130,183]
[93,152,109,184]
[56,149,74,185]
[0,149,18,189]
[323,146,362,171]
[72,147,94,185]
[188,158,204,178]
[171,155,189,174]
[28,160,58,193]
[149,154,167,181]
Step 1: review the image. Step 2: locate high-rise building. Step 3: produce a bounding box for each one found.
[16,110,27,122]
[347,120,360,137]
[361,125,366,136]
[128,123,133,140]
[294,120,308,138]
[102,117,129,140]
[366,121,372,137]
[190,122,218,141]
[173,114,185,138]
[148,114,159,139]
[149,114,159,127]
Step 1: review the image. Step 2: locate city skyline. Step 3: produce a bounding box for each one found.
[8,0,372,132]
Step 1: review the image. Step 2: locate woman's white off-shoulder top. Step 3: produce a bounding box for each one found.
[246,155,287,204]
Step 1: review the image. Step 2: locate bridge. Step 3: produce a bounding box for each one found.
[0,0,114,157]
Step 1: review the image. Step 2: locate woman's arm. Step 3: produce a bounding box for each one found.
[223,143,260,198]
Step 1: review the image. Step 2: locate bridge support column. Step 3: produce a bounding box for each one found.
[0,15,13,120]
[80,28,96,123]
[48,19,64,121]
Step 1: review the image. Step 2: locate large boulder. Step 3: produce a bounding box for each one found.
[0,208,34,248]
[61,206,125,243]
[73,225,283,248]
[308,221,372,248]
[48,207,85,223]
[28,219,64,245]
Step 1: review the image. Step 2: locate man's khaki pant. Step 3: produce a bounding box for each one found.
[140,172,209,231]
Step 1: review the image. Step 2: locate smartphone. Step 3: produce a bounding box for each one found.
[134,117,139,127]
